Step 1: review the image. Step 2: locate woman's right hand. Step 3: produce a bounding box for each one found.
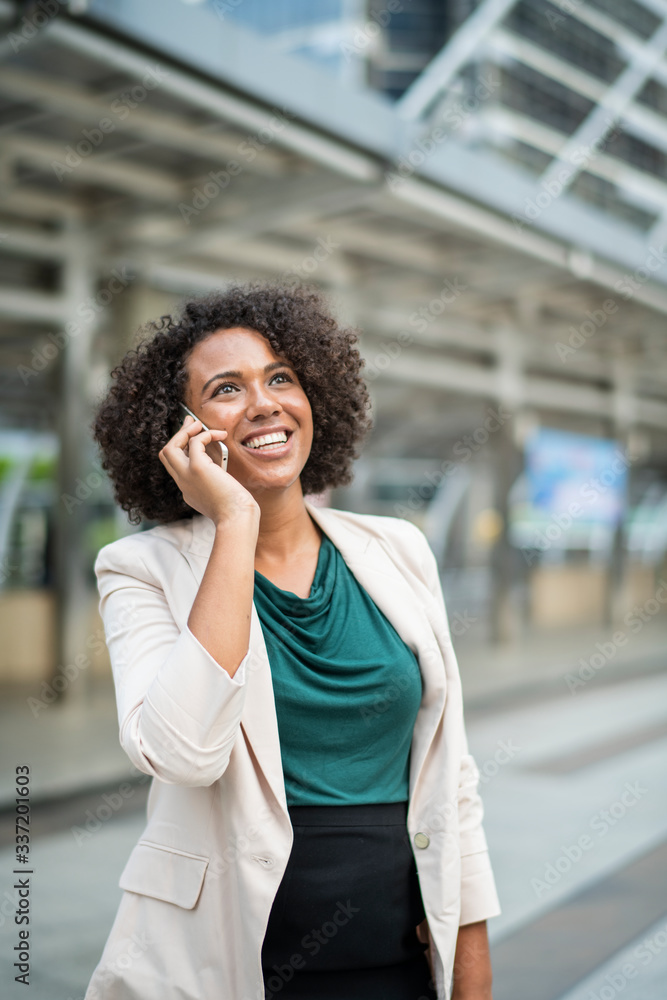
[158,415,260,525]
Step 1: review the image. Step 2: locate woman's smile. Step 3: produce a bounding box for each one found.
[240,426,295,457]
[184,325,313,495]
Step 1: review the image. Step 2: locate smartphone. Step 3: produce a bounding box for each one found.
[179,402,228,471]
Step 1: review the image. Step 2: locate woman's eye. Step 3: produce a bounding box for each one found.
[212,372,293,396]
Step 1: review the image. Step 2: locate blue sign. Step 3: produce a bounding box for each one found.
[524,428,629,527]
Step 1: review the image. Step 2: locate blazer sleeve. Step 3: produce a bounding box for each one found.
[407,521,502,926]
[94,537,251,787]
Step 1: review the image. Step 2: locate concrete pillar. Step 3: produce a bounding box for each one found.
[489,414,525,643]
[489,325,526,643]
[607,356,637,628]
[53,224,99,703]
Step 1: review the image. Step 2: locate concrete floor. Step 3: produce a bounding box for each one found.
[475,669,667,1000]
[0,625,665,1000]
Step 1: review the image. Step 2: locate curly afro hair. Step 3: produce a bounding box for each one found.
[91,280,373,525]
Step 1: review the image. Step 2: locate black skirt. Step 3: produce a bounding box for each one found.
[261,800,438,1000]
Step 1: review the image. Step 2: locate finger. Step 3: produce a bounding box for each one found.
[161,419,201,457]
[186,428,228,447]
[187,428,224,466]
[160,424,227,478]
[162,418,208,459]
[158,444,183,479]
[160,424,203,473]
[173,428,227,474]
[176,416,204,440]
[174,419,227,446]
[194,431,228,471]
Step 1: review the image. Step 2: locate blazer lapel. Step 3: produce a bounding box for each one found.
[182,505,447,815]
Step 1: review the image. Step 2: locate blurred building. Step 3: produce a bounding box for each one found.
[1,0,667,694]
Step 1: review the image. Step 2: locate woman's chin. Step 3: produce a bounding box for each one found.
[233,466,304,498]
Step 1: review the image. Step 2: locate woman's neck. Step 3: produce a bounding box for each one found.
[253,483,321,565]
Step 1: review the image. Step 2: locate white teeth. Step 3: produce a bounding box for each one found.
[244,431,289,449]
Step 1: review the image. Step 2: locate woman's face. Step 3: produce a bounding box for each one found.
[183,326,313,496]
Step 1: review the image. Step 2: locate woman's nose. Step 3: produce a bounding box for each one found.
[245,383,283,418]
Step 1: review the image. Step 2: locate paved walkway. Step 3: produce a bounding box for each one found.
[457,618,667,707]
[0,620,665,999]
[2,618,665,810]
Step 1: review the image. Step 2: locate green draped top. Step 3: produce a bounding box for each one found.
[252,528,423,806]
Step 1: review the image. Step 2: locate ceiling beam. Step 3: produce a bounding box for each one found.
[279,217,450,274]
[363,340,667,427]
[0,225,67,259]
[0,66,292,177]
[44,14,381,182]
[376,182,667,315]
[152,173,381,260]
[0,289,68,323]
[7,136,182,201]
[0,186,81,220]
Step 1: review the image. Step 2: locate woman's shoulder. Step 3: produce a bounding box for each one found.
[317,506,437,587]
[93,516,195,578]
[318,505,429,556]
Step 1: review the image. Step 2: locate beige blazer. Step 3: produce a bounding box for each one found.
[85,501,501,1000]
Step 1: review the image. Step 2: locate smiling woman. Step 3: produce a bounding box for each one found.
[92,281,371,526]
[182,326,315,507]
[87,279,501,1000]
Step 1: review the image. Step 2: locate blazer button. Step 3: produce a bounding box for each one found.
[414,832,430,849]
